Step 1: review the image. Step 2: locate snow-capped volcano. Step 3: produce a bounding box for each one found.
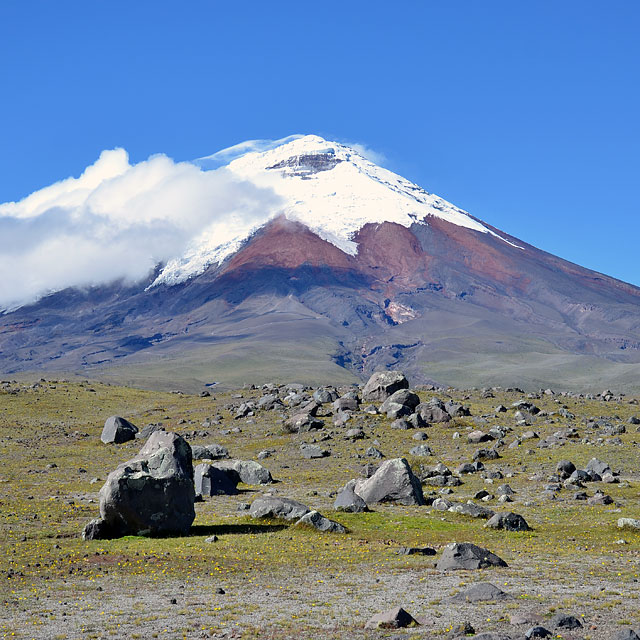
[152,135,517,287]
[3,133,640,392]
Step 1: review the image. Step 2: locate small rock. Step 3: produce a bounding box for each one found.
[485,512,531,531]
[100,416,138,444]
[409,444,433,457]
[249,496,310,521]
[294,510,346,534]
[525,626,551,639]
[451,582,511,602]
[396,546,436,556]
[334,483,369,513]
[364,606,419,630]
[436,542,508,570]
[549,613,582,630]
[300,444,329,459]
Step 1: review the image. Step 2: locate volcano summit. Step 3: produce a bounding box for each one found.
[2,135,640,391]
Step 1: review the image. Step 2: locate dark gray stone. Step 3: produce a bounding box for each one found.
[294,510,346,533]
[436,542,508,570]
[468,430,493,444]
[210,460,272,485]
[445,401,471,417]
[451,582,511,602]
[497,484,515,496]
[450,502,495,519]
[82,518,113,540]
[485,512,531,531]
[391,418,412,430]
[383,403,413,420]
[192,444,229,460]
[587,490,613,505]
[364,606,418,630]
[473,448,500,461]
[101,416,138,444]
[256,393,283,410]
[300,443,329,459]
[362,371,409,402]
[334,481,369,513]
[416,401,451,423]
[354,458,425,506]
[284,413,324,433]
[549,613,582,630]
[249,496,310,521]
[195,463,239,496]
[406,412,427,429]
[333,396,359,412]
[135,423,161,440]
[380,389,420,413]
[586,457,612,477]
[396,546,436,556]
[525,627,551,639]
[84,430,195,539]
[313,388,338,404]
[409,444,433,457]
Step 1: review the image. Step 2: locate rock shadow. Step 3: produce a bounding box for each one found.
[190,523,288,536]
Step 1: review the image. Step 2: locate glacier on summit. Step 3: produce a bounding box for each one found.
[152,135,519,287]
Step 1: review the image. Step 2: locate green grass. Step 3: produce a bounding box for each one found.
[2,379,640,638]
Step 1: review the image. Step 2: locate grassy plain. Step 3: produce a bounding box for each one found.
[1,379,640,638]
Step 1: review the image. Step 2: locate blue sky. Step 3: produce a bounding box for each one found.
[1,1,639,285]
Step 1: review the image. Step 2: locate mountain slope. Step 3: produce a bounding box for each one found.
[2,135,640,391]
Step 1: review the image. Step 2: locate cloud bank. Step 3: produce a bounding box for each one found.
[0,148,283,311]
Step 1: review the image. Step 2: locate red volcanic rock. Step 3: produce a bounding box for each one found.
[222,215,356,274]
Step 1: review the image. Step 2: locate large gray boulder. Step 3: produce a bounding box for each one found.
[249,496,310,521]
[586,457,612,477]
[210,459,272,485]
[195,463,239,496]
[84,430,195,539]
[416,400,451,424]
[313,387,338,404]
[284,412,324,433]
[380,389,420,418]
[101,416,138,444]
[333,395,359,412]
[362,371,409,402]
[354,458,425,506]
[437,542,508,570]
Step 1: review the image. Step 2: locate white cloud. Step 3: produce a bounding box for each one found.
[341,141,387,166]
[0,148,283,311]
[195,135,304,170]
